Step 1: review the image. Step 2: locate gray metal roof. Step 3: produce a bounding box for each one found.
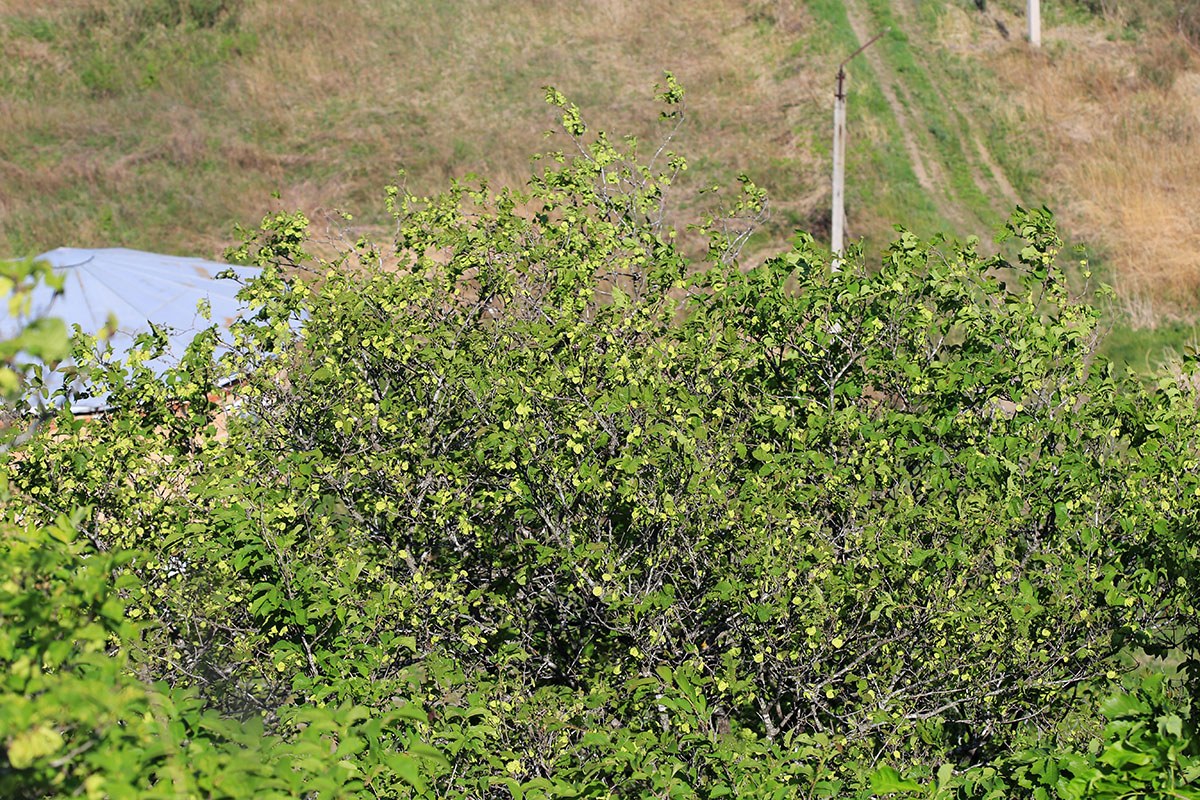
[9,247,265,414]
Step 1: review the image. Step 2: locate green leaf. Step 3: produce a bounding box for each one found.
[393,704,428,724]
[387,753,426,792]
[408,742,450,766]
[1100,693,1147,720]
[1159,713,1184,739]
[869,766,923,795]
[8,725,65,769]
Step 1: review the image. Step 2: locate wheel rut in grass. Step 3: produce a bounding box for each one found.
[889,0,1023,212]
[971,129,1022,209]
[840,0,944,198]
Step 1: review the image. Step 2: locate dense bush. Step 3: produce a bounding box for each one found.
[0,511,440,799]
[878,673,1199,798]
[1,258,436,800]
[4,82,1199,796]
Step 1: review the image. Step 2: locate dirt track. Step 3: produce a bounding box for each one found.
[840,0,941,195]
[841,0,1023,222]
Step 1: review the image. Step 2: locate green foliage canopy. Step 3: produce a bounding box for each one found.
[3,80,1200,797]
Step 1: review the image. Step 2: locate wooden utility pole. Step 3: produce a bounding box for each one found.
[831,27,889,270]
[1028,0,1041,47]
[831,68,847,269]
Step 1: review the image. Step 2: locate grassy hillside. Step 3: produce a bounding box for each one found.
[1,0,1197,324]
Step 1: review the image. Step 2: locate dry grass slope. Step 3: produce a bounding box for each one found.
[937,0,1200,311]
[1,0,1198,318]
[0,0,835,260]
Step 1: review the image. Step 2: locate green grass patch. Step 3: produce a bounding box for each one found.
[1102,319,1200,379]
[863,0,1002,229]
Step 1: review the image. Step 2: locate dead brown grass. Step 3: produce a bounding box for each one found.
[979,16,1200,311]
[1,0,834,261]
[1071,100,1200,295]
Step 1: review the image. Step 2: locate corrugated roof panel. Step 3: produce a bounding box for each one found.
[6,247,267,414]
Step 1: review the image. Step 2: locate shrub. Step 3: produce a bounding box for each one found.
[4,80,1199,795]
[0,511,440,798]
[873,673,1199,798]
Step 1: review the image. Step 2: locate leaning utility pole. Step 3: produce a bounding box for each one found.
[831,27,889,270]
[1028,0,1041,47]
